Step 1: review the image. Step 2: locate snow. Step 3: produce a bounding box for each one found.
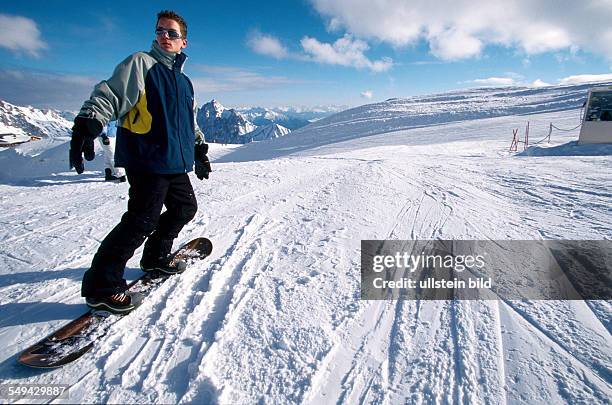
[0,84,610,404]
[198,100,258,144]
[249,123,291,142]
[0,133,30,146]
[0,100,72,140]
[235,105,343,130]
[522,141,612,156]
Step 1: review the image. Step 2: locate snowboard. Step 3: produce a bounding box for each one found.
[18,237,213,369]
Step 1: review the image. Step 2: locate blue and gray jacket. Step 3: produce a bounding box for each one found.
[78,41,205,174]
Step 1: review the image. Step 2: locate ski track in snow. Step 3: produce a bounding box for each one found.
[0,107,610,404]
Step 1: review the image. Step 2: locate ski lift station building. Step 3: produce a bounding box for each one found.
[579,86,612,144]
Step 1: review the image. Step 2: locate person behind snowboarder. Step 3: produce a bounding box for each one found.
[98,125,126,182]
[69,10,212,314]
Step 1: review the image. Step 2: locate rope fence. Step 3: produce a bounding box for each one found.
[509,106,585,152]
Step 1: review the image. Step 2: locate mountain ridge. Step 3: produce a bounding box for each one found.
[0,99,72,140]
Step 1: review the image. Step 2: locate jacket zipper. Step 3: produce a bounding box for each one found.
[173,60,187,173]
[132,109,140,125]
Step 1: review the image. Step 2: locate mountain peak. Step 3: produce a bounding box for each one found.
[0,99,72,140]
[197,100,257,144]
[248,122,291,142]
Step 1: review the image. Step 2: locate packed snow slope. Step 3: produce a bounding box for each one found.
[0,84,610,404]
[218,82,602,163]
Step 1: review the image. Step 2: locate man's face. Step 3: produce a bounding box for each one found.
[156,17,187,54]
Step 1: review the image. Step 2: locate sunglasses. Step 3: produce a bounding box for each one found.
[155,28,183,40]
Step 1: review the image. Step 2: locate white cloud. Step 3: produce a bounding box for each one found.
[558,73,612,85]
[361,90,373,99]
[309,0,612,60]
[428,28,483,60]
[246,30,393,72]
[0,68,97,109]
[300,35,393,72]
[0,14,47,57]
[190,65,304,93]
[465,73,612,88]
[470,77,516,86]
[246,31,289,59]
[531,79,552,87]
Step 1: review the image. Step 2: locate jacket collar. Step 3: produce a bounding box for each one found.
[150,41,188,72]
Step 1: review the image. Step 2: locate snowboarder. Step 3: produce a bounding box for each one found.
[68,10,212,313]
[98,125,126,182]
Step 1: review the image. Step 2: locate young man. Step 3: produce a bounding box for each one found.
[69,10,212,314]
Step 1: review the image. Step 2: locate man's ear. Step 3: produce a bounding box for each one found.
[181,38,187,50]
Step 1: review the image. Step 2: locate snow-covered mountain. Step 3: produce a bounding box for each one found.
[59,110,78,122]
[219,82,605,162]
[196,100,293,144]
[248,123,291,142]
[236,105,346,130]
[1,82,610,404]
[238,107,309,130]
[300,83,599,140]
[0,99,72,140]
[196,99,257,144]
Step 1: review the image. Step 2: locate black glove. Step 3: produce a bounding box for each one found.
[69,116,102,174]
[194,143,212,180]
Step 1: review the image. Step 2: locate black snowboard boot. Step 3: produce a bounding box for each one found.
[140,255,187,275]
[86,291,143,314]
[105,168,127,182]
[140,238,187,275]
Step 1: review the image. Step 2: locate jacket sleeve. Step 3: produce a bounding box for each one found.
[78,53,150,127]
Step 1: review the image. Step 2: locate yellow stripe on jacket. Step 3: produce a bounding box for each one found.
[121,91,152,134]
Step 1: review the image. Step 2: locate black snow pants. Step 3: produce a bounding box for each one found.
[81,172,198,298]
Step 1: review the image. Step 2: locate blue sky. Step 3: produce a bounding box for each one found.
[0,0,611,111]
